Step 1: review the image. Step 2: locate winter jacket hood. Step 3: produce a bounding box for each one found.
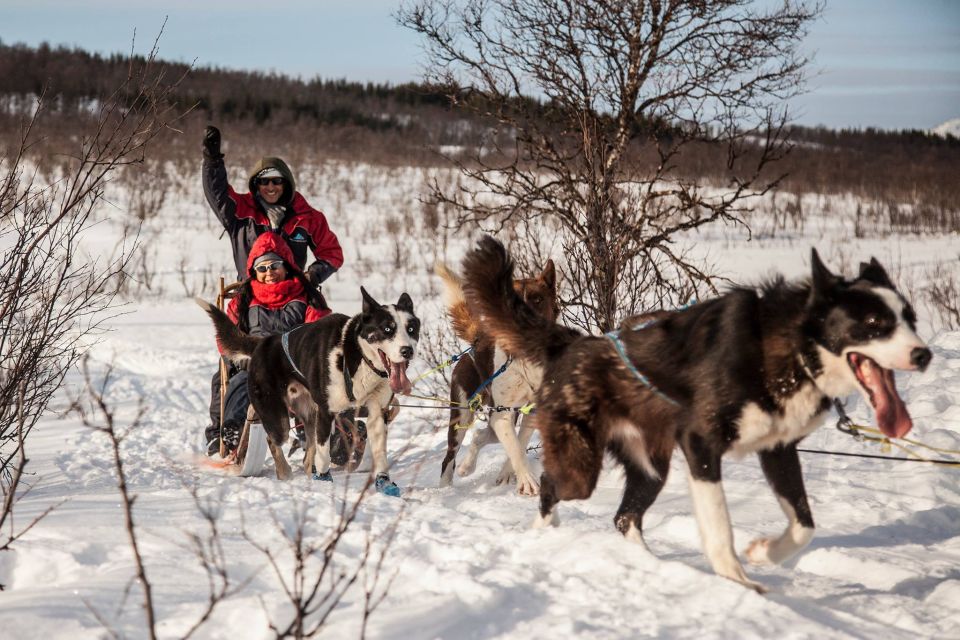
[247,157,296,207]
[245,231,300,277]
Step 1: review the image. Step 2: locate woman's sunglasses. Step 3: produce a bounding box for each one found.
[254,261,285,274]
[257,177,284,186]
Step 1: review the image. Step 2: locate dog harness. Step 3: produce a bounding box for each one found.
[604,321,680,407]
[344,350,388,403]
[281,325,308,378]
[467,356,513,411]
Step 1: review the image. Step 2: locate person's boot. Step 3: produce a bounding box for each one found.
[206,421,241,457]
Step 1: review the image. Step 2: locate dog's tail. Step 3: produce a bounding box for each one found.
[195,298,261,365]
[435,262,482,344]
[461,236,579,367]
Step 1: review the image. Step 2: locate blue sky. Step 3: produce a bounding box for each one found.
[4,0,959,130]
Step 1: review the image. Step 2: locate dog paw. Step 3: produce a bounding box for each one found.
[745,538,774,566]
[456,458,477,477]
[515,473,540,496]
[375,473,401,498]
[531,510,559,529]
[495,468,515,486]
[313,470,333,482]
[439,467,454,487]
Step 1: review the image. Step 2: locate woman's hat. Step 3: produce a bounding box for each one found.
[253,251,283,267]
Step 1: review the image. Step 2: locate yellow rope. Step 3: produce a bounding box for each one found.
[401,348,537,431]
[844,422,960,467]
[405,392,468,407]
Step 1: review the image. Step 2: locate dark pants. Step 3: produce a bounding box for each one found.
[203,364,364,456]
[205,366,249,444]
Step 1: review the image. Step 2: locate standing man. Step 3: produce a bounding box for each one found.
[202,125,343,284]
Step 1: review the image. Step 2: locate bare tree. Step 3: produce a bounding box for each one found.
[400,0,821,330]
[0,29,190,575]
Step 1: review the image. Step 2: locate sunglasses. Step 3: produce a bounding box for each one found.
[256,177,284,186]
[254,260,285,274]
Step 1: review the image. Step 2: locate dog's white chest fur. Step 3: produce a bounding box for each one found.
[325,347,387,413]
[730,382,827,457]
[490,347,543,403]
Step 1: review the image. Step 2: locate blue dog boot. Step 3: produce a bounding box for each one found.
[312,465,333,482]
[375,473,401,497]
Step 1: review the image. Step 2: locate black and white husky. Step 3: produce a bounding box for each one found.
[461,236,931,592]
[198,288,419,494]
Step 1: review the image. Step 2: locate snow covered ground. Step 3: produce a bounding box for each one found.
[2,164,960,638]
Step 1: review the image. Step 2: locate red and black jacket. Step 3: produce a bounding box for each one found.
[202,155,344,282]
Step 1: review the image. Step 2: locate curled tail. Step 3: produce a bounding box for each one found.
[435,262,482,344]
[195,298,261,365]
[461,236,579,367]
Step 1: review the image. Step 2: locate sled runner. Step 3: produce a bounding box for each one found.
[234,404,270,477]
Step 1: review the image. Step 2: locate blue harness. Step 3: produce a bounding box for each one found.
[604,318,680,407]
[281,325,307,378]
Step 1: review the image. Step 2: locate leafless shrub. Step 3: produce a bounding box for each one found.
[385,215,409,270]
[0,381,61,590]
[925,261,960,330]
[66,358,241,639]
[414,318,463,399]
[0,34,189,544]
[242,476,400,639]
[121,159,172,221]
[177,255,217,298]
[67,360,157,636]
[400,0,821,331]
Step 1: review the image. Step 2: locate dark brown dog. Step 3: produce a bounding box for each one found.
[460,236,930,591]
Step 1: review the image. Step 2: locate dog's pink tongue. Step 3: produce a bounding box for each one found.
[858,358,913,438]
[388,360,412,396]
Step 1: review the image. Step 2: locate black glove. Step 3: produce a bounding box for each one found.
[307,260,337,285]
[203,125,222,159]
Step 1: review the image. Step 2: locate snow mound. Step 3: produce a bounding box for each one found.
[931,118,960,138]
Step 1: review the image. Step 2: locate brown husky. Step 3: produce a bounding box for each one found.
[436,258,558,495]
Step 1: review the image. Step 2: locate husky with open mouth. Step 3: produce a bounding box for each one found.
[199,287,419,494]
[461,236,931,592]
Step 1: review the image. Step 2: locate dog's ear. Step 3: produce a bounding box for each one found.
[858,257,894,288]
[540,259,556,291]
[361,286,380,314]
[810,249,840,299]
[396,292,414,314]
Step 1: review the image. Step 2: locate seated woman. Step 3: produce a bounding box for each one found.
[206,231,330,456]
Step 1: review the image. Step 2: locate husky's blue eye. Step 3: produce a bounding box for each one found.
[407,325,415,334]
[384,326,394,335]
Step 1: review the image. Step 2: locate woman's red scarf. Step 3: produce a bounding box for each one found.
[249,277,305,309]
